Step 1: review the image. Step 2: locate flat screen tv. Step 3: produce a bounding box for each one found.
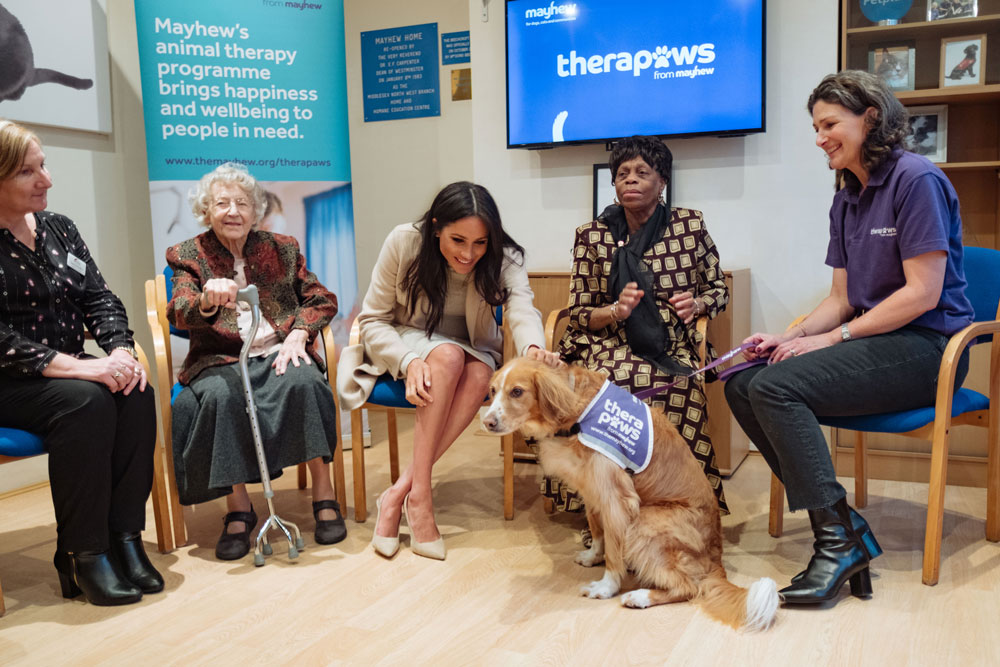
[505,0,766,149]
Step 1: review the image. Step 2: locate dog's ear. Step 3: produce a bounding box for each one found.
[534,366,578,424]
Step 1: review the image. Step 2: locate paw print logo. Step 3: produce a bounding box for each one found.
[654,46,671,68]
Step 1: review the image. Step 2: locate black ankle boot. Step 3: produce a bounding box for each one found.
[790,505,882,583]
[779,498,872,604]
[111,531,165,593]
[53,550,143,606]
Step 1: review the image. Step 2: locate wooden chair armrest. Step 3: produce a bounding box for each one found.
[695,314,708,366]
[349,317,360,346]
[544,307,569,352]
[933,319,1000,420]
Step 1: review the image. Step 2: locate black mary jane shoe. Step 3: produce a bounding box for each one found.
[111,531,165,593]
[53,550,143,606]
[779,498,872,604]
[215,507,258,561]
[313,499,347,545]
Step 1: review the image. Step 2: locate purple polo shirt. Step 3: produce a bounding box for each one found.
[825,149,973,336]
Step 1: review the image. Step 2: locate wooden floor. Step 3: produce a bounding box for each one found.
[2,415,1000,666]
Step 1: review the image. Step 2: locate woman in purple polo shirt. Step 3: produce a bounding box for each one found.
[725,71,973,606]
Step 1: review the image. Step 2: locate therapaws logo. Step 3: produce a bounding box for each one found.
[525,2,578,25]
[557,43,716,78]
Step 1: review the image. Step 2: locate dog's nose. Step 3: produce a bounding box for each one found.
[482,414,497,431]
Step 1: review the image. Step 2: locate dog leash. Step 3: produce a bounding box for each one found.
[632,342,756,401]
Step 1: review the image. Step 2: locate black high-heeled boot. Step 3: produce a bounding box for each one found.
[790,506,882,583]
[111,532,165,593]
[53,550,143,606]
[779,497,872,604]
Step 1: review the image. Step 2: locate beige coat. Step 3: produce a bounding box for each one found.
[337,222,544,410]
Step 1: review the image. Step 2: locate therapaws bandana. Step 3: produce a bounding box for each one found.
[576,380,653,473]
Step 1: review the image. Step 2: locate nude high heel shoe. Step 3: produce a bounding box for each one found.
[371,490,400,558]
[403,493,446,561]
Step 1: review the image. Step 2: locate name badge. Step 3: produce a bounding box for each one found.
[576,380,654,474]
[66,253,87,276]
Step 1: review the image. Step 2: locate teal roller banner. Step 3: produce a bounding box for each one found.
[134,0,358,347]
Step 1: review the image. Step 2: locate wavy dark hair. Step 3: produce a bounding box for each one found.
[609,135,673,185]
[402,181,525,336]
[807,70,909,190]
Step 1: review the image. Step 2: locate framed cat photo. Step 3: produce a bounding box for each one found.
[0,1,112,133]
[927,0,977,21]
[868,43,916,91]
[905,105,948,163]
[940,34,987,87]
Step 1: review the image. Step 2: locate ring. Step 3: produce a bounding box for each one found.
[113,371,123,378]
[790,350,798,356]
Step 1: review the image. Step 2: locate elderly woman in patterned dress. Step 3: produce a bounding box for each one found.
[550,135,729,514]
[167,162,345,561]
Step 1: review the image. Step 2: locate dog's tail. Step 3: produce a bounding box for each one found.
[696,571,778,631]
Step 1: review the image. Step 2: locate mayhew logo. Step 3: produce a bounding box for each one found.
[870,226,897,237]
[525,2,577,20]
[557,43,715,78]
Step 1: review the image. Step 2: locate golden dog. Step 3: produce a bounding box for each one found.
[482,358,777,630]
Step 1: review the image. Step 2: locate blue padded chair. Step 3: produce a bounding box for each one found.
[768,247,1000,585]
[348,307,516,522]
[145,270,346,550]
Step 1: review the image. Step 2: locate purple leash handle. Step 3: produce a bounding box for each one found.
[632,342,756,401]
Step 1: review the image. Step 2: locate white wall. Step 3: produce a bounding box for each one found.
[468,0,840,334]
[344,0,473,299]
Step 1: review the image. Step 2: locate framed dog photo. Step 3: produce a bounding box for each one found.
[940,34,986,87]
[905,105,948,163]
[927,0,977,21]
[868,43,915,91]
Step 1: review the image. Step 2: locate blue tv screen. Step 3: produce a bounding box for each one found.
[505,0,766,148]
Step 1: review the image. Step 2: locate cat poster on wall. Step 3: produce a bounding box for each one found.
[940,35,986,87]
[905,105,947,163]
[0,1,112,133]
[868,43,915,91]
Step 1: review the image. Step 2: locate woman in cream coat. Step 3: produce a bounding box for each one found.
[339,182,558,560]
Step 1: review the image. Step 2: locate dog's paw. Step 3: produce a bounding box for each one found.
[574,548,604,567]
[580,576,619,599]
[620,589,652,609]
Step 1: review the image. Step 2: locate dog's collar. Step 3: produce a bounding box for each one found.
[554,423,581,438]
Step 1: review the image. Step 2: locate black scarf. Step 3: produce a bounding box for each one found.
[600,202,690,378]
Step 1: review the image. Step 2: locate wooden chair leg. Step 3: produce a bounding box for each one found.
[162,426,188,549]
[297,462,307,489]
[923,430,950,586]
[0,574,5,617]
[854,430,868,509]
[149,429,173,553]
[503,433,514,520]
[387,409,399,485]
[351,408,367,522]
[333,436,347,510]
[987,408,1000,542]
[769,474,784,537]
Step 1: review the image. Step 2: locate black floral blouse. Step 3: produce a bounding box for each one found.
[0,211,133,377]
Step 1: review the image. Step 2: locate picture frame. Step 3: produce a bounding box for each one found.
[868,42,916,91]
[905,105,948,162]
[593,164,615,221]
[927,0,977,21]
[940,34,987,87]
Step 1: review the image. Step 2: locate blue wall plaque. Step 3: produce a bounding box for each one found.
[361,23,440,122]
[442,30,470,65]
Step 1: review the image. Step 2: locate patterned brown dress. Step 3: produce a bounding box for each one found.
[549,206,729,513]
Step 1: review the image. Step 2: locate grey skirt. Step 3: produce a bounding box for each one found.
[172,352,338,505]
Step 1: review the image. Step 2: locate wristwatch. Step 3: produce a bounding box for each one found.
[840,323,852,342]
[114,344,139,360]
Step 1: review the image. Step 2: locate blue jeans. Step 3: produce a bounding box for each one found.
[724,325,968,511]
